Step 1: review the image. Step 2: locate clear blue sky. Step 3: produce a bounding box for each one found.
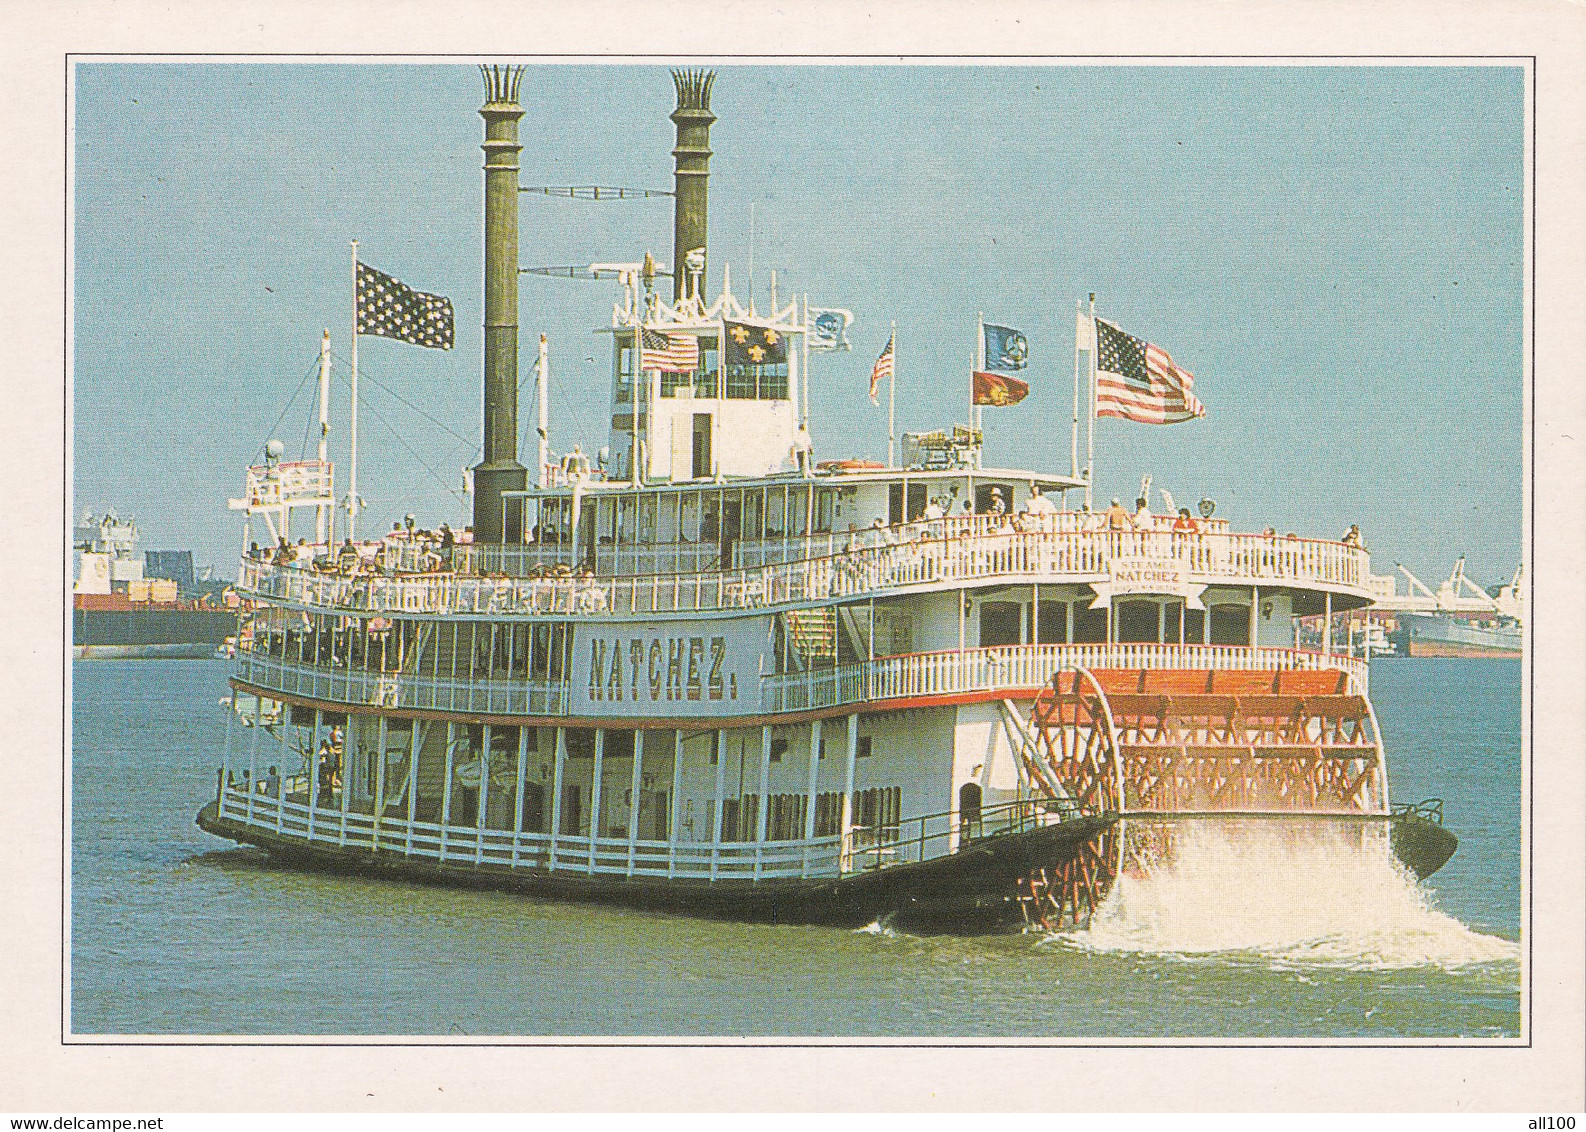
[72,62,1523,587]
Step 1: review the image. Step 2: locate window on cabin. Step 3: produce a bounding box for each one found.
[640,495,658,543]
[742,490,761,541]
[615,339,635,404]
[680,494,700,542]
[814,490,833,533]
[701,495,721,542]
[1073,605,1109,644]
[789,486,809,537]
[979,602,1023,648]
[1036,601,1066,645]
[698,338,718,397]
[765,489,786,538]
[1117,600,1161,644]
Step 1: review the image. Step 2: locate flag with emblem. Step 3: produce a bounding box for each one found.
[868,332,895,406]
[640,328,700,372]
[972,370,1030,407]
[1094,317,1205,424]
[355,261,454,349]
[807,307,854,351]
[724,321,788,368]
[982,323,1029,371]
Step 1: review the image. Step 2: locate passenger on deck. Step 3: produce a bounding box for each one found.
[316,741,336,800]
[1172,507,1199,534]
[1104,498,1133,531]
[260,765,280,797]
[1133,496,1155,531]
[1341,523,1365,549]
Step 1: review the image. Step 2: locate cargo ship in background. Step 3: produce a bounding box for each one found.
[1372,558,1523,659]
[194,66,1457,932]
[73,510,239,659]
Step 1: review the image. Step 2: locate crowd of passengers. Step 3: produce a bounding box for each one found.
[227,725,346,802]
[245,489,1368,582]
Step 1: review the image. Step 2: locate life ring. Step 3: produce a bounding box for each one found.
[816,458,886,473]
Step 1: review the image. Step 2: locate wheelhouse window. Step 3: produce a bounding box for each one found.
[614,337,636,405]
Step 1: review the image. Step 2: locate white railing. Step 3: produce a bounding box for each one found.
[237,527,1371,619]
[760,643,1370,713]
[236,640,1365,719]
[215,786,845,881]
[243,460,333,508]
[236,651,569,715]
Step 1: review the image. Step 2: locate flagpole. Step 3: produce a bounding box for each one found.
[1070,299,1081,483]
[317,329,332,547]
[1085,292,1096,510]
[348,240,360,544]
[800,294,810,436]
[887,320,897,468]
[974,311,985,465]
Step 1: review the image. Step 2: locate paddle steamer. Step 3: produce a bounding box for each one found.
[197,66,1452,931]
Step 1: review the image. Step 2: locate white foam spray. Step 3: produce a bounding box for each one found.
[1055,819,1518,971]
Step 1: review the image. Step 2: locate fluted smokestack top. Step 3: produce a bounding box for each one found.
[480,63,524,107]
[671,68,716,115]
[474,63,527,544]
[670,69,716,302]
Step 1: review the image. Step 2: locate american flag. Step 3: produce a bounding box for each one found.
[1094,317,1205,424]
[355,262,454,350]
[869,332,895,405]
[640,328,700,373]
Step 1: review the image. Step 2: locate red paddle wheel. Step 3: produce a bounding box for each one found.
[1014,664,1388,931]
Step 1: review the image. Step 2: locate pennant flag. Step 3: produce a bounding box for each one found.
[640,328,700,373]
[1075,308,1095,352]
[869,332,895,406]
[973,370,1030,407]
[724,321,788,367]
[1094,318,1205,424]
[982,323,1029,371]
[355,262,454,349]
[807,307,854,351]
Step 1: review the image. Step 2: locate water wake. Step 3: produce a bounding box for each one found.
[1054,820,1518,972]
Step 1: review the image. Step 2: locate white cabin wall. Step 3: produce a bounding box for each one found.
[953,702,1025,809]
[1257,591,1295,647]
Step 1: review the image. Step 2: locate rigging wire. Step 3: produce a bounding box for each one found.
[253,353,323,463]
[328,351,476,448]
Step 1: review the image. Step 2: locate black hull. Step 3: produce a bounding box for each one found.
[196,802,1116,933]
[73,607,235,649]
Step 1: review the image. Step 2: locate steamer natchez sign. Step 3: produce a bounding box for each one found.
[571,620,765,716]
[1089,554,1207,609]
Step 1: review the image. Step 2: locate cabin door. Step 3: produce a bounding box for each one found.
[691,413,712,479]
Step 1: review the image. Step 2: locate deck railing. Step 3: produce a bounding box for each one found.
[215,786,844,880]
[234,650,569,715]
[237,526,1370,619]
[233,640,1365,718]
[760,642,1370,713]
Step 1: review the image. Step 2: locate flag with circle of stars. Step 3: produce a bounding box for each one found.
[355,261,455,350]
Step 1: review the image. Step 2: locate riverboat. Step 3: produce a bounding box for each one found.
[197,66,1454,932]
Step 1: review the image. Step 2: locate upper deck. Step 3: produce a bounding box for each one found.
[235,504,1373,621]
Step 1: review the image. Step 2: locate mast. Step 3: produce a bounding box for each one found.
[1085,292,1097,509]
[348,241,360,543]
[317,329,332,545]
[887,320,897,468]
[537,332,550,489]
[1070,299,1081,481]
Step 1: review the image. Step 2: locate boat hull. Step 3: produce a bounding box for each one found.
[195,800,1116,933]
[1389,613,1521,659]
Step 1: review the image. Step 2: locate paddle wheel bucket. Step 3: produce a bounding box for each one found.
[1012,664,1403,931]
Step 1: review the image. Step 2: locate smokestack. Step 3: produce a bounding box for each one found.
[670,69,716,303]
[473,64,528,545]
